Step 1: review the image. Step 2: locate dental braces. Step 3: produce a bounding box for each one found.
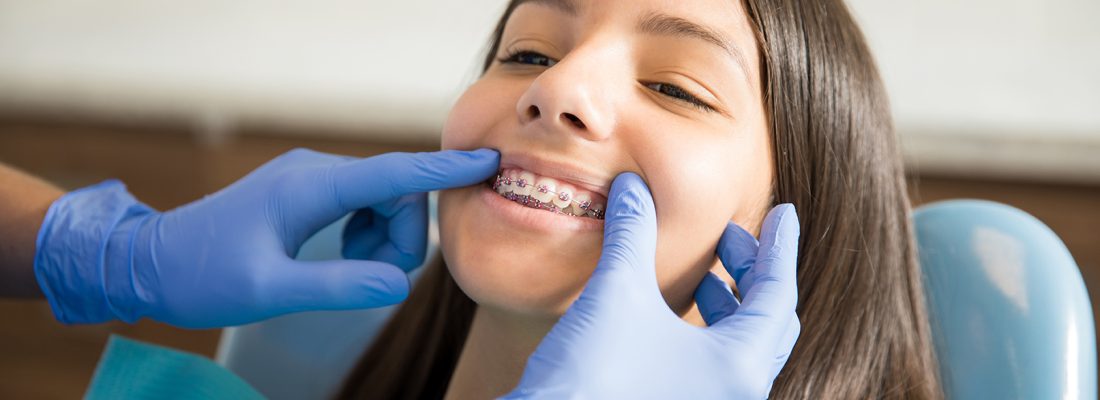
[492,175,605,220]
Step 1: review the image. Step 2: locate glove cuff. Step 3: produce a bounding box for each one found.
[103,208,158,323]
[33,180,154,324]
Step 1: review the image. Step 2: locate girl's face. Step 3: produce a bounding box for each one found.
[439,0,773,318]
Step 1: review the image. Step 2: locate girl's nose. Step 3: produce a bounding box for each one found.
[515,53,615,141]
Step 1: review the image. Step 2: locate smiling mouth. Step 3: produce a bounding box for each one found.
[488,168,606,220]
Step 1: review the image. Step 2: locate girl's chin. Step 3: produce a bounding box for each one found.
[438,185,604,316]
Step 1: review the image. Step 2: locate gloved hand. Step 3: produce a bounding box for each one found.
[505,173,801,399]
[34,148,498,328]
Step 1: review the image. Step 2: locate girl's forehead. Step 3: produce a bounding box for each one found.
[509,0,754,38]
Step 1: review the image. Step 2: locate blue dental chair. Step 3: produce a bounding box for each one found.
[205,200,1096,398]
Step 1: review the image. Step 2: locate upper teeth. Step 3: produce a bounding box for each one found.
[515,171,536,196]
[553,186,573,209]
[492,169,605,219]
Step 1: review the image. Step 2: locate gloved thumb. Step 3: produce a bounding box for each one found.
[332,148,499,211]
[266,259,411,312]
[582,172,660,300]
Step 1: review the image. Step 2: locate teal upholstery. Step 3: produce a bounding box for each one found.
[209,199,1097,399]
[86,336,264,399]
[916,200,1096,399]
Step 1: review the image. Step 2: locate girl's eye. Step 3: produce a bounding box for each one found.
[497,49,715,114]
[497,49,558,67]
[644,82,716,113]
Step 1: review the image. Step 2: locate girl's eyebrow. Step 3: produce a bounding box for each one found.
[637,12,750,81]
[516,0,578,16]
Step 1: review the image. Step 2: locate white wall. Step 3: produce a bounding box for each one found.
[1,0,1097,180]
[0,0,509,142]
[851,0,1100,138]
[847,0,1100,182]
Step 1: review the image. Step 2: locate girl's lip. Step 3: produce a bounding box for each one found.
[479,184,605,233]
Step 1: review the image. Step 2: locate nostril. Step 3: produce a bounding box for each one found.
[526,105,541,120]
[562,113,586,129]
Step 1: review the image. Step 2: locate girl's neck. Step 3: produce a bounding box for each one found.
[444,306,556,400]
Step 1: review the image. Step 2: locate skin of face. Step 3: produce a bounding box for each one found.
[438,0,774,321]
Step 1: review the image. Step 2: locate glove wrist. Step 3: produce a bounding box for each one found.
[33,180,155,324]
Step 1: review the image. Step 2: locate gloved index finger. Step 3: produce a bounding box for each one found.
[711,204,800,348]
[716,220,760,287]
[332,148,499,211]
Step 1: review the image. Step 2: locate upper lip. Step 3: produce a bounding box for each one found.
[498,152,611,200]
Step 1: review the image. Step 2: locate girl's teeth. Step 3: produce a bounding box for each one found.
[552,183,575,209]
[531,177,558,203]
[491,170,604,220]
[515,171,536,196]
[572,192,592,212]
[586,202,605,218]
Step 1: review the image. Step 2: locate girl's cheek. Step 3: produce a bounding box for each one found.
[443,77,523,150]
[443,81,501,148]
[442,91,488,149]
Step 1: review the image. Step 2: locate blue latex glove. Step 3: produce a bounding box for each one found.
[506,173,801,399]
[34,148,499,328]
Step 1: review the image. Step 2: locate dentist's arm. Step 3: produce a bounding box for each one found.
[507,173,801,399]
[9,148,499,329]
[0,164,64,298]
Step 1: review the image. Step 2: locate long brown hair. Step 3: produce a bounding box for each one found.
[339,1,943,398]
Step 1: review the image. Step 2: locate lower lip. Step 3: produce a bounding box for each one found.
[478,184,605,233]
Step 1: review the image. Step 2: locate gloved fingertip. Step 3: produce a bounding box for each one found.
[607,172,654,218]
[363,264,411,305]
[416,148,499,185]
[718,221,758,283]
[434,148,499,168]
[461,148,501,174]
[721,220,758,245]
[378,246,428,273]
[759,203,800,259]
[772,203,800,238]
[279,259,412,310]
[610,171,647,192]
[465,147,500,160]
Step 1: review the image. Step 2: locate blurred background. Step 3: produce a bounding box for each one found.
[1,0,1097,397]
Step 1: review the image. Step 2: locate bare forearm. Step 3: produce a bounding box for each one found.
[0,163,64,298]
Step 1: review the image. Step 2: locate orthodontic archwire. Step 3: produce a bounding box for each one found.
[491,175,605,219]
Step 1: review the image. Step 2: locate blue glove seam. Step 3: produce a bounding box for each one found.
[129,212,158,321]
[96,197,132,323]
